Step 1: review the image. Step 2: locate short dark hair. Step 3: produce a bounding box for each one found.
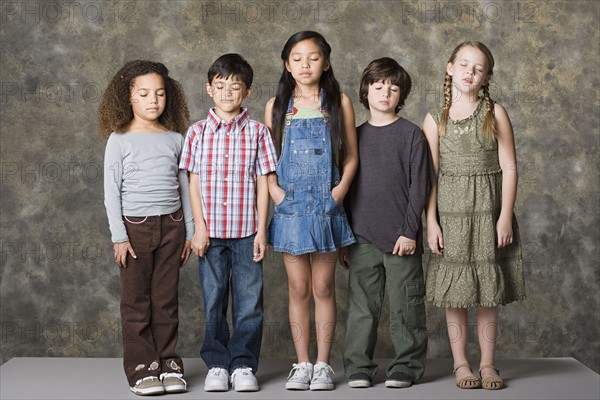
[207,53,253,87]
[359,57,412,113]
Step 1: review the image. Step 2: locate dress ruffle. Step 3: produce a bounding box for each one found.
[268,213,355,255]
[426,254,526,308]
[426,100,526,308]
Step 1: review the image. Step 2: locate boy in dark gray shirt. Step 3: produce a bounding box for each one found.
[342,58,431,389]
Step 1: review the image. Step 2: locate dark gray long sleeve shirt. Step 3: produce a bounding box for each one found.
[345,118,432,253]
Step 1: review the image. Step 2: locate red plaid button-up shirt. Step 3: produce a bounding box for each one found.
[179,108,277,239]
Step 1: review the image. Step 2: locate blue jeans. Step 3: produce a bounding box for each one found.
[198,233,263,373]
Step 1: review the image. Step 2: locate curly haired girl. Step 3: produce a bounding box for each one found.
[99,60,193,396]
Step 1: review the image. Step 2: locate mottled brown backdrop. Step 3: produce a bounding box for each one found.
[1,0,598,373]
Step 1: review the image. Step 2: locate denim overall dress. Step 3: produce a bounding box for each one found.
[268,92,355,255]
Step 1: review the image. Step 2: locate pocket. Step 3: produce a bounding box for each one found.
[322,192,339,215]
[123,215,152,251]
[274,189,287,206]
[123,215,148,224]
[169,208,183,222]
[290,138,327,160]
[274,185,294,212]
[405,279,426,329]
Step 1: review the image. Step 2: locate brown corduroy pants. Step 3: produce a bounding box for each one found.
[119,209,185,386]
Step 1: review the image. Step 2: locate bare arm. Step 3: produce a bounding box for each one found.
[189,172,210,257]
[422,112,443,255]
[264,97,274,130]
[495,103,518,248]
[332,93,359,203]
[254,174,269,261]
[264,97,284,204]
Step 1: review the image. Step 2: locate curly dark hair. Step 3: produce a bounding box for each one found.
[97,60,189,139]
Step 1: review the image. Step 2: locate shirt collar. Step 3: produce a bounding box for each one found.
[206,107,250,131]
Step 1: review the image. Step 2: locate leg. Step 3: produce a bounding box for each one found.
[447,308,480,388]
[151,212,185,375]
[120,216,161,387]
[384,252,427,382]
[477,307,502,388]
[284,253,313,363]
[311,251,338,364]
[199,239,232,369]
[229,235,264,372]
[342,244,384,380]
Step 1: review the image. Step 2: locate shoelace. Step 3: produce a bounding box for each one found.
[231,367,253,380]
[209,368,227,377]
[312,364,334,381]
[287,363,311,381]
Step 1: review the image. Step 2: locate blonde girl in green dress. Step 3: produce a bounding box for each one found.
[423,41,525,390]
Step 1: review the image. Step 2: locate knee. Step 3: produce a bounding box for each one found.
[289,282,311,302]
[312,282,334,301]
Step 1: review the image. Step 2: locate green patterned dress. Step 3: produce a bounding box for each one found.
[426,99,526,308]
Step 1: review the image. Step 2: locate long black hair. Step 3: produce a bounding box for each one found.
[271,31,343,166]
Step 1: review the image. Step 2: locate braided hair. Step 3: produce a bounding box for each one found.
[439,41,497,140]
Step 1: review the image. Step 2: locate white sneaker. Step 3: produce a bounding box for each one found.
[310,362,334,390]
[130,376,164,396]
[285,362,313,390]
[160,372,187,393]
[231,367,259,391]
[204,367,229,391]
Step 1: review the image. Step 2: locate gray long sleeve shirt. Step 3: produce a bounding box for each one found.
[103,131,194,243]
[345,118,432,253]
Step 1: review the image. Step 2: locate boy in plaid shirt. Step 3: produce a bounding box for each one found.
[180,54,277,392]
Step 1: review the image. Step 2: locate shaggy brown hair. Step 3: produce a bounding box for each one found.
[97,60,189,139]
[359,57,412,114]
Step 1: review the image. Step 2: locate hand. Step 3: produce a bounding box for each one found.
[113,241,136,268]
[331,185,345,204]
[496,216,513,248]
[253,231,268,262]
[191,229,210,257]
[180,240,192,266]
[393,236,416,256]
[338,247,349,269]
[427,221,444,255]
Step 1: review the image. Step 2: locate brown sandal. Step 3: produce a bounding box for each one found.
[479,364,503,390]
[453,363,482,389]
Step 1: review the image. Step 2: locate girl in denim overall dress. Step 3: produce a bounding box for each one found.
[265,31,358,391]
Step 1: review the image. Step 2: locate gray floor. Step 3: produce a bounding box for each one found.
[1,357,598,400]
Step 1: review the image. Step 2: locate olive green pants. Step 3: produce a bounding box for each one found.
[343,243,427,382]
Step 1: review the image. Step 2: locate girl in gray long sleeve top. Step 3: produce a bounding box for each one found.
[98,60,193,396]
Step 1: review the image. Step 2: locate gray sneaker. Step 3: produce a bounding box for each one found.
[385,371,413,388]
[130,376,164,396]
[310,362,334,390]
[285,362,313,390]
[348,372,371,388]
